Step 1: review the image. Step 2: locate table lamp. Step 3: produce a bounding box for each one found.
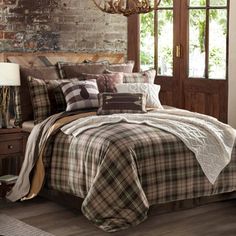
[0,63,20,128]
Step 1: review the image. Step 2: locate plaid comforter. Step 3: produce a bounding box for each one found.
[43,118,236,232]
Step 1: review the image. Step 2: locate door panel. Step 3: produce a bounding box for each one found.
[183,79,227,122]
[128,0,229,122]
[182,0,229,123]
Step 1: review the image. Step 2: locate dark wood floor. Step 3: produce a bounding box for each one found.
[1,197,236,236]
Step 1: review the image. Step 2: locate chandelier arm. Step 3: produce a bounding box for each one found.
[92,0,162,16]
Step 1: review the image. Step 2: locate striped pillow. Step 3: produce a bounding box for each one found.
[60,79,99,111]
[97,93,147,115]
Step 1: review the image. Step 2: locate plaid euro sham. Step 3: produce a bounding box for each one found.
[14,66,60,126]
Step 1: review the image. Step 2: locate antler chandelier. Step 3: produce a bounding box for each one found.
[92,0,162,17]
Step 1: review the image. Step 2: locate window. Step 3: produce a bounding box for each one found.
[140,0,229,79]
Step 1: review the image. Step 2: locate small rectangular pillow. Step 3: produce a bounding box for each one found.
[80,73,123,93]
[97,93,147,115]
[116,83,163,109]
[60,79,99,111]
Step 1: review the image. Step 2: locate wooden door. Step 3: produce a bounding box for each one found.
[128,0,229,123]
[181,0,229,123]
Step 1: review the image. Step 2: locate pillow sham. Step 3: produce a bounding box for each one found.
[27,76,51,124]
[58,61,108,79]
[80,73,123,93]
[123,69,156,83]
[60,79,99,111]
[14,66,60,126]
[97,93,147,115]
[26,77,79,124]
[105,69,156,84]
[45,78,79,113]
[116,83,163,109]
[107,61,134,73]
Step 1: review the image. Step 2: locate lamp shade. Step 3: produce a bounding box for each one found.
[0,62,20,86]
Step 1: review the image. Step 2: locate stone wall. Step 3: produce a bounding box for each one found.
[0,0,127,53]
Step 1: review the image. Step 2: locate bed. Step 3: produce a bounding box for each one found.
[4,52,236,232]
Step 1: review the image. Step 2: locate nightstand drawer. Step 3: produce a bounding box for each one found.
[0,139,22,155]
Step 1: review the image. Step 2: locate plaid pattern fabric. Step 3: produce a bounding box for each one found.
[27,76,51,124]
[13,66,60,126]
[123,69,156,83]
[44,121,236,232]
[60,79,99,111]
[97,93,147,115]
[57,61,75,79]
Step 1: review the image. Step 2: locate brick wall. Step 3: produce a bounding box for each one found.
[0,0,127,53]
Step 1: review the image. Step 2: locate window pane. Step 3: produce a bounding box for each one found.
[189,9,206,77]
[140,12,155,71]
[159,0,173,8]
[189,0,206,7]
[157,10,173,76]
[210,0,227,7]
[209,9,227,79]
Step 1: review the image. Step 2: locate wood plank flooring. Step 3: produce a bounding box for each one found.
[1,197,236,236]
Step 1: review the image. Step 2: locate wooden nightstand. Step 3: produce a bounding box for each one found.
[0,128,29,176]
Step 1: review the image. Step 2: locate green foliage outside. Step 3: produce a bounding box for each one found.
[140,0,228,78]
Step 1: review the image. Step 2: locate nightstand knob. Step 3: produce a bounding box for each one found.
[8,145,13,150]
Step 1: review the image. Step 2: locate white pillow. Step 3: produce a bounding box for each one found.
[116,83,163,109]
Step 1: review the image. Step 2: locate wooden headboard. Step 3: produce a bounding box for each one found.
[0,52,125,67]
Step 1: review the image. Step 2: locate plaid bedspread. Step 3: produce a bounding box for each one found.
[44,120,236,232]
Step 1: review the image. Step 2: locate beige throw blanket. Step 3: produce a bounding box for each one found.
[7,111,96,202]
[61,109,236,184]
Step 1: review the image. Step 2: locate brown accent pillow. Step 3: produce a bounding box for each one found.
[59,63,108,79]
[80,73,123,93]
[14,66,60,126]
[97,93,147,115]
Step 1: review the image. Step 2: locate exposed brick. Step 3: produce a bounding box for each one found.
[0,0,127,54]
[4,31,16,39]
[3,0,16,4]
